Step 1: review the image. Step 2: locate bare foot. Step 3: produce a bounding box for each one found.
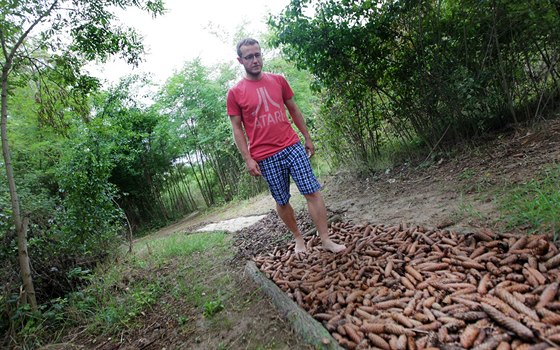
[322,239,346,253]
[295,237,307,254]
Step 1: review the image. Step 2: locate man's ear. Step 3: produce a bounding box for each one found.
[237,57,243,64]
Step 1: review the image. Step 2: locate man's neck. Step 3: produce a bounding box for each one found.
[245,72,263,81]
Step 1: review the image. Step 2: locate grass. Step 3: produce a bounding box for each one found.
[457,168,497,195]
[20,231,230,345]
[452,165,560,239]
[70,232,231,334]
[23,228,301,349]
[451,194,487,224]
[498,164,560,239]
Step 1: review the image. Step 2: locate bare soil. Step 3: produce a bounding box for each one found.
[58,117,560,349]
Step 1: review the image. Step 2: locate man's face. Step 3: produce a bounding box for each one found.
[237,44,263,78]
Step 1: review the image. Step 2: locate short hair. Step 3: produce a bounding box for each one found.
[236,38,260,57]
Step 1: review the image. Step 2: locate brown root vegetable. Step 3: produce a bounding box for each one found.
[343,323,363,344]
[472,334,511,350]
[384,323,415,336]
[460,325,480,348]
[494,287,539,321]
[536,282,559,309]
[384,259,394,278]
[478,273,491,295]
[367,333,390,350]
[545,253,560,269]
[481,303,534,341]
[360,322,385,334]
[405,265,423,282]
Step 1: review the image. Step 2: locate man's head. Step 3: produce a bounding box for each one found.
[236,38,263,80]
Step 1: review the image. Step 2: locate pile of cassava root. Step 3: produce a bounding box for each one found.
[254,222,560,350]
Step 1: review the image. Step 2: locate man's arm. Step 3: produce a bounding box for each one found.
[285,97,315,157]
[229,114,262,176]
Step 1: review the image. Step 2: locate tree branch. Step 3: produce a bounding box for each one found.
[6,0,61,71]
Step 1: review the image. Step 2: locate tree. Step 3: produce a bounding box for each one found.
[1,0,164,311]
[269,0,560,168]
[157,59,244,206]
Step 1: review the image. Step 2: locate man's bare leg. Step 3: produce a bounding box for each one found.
[304,191,346,253]
[276,202,307,253]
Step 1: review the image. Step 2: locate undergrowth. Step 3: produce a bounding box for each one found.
[498,164,560,240]
[6,231,230,349]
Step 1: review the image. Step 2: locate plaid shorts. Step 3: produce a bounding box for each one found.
[258,143,321,206]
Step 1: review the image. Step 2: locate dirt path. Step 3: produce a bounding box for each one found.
[173,118,559,239]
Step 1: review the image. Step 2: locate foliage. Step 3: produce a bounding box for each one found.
[91,74,195,230]
[55,125,124,257]
[1,0,165,343]
[203,299,225,318]
[55,232,227,341]
[269,0,560,170]
[499,165,560,240]
[155,59,254,205]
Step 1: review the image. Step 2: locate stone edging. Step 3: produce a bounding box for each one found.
[245,260,343,350]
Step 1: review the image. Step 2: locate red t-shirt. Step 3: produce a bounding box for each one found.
[227,73,300,161]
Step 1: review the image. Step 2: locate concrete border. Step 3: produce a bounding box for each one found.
[245,261,343,350]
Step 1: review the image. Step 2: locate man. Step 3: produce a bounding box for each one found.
[226,38,345,254]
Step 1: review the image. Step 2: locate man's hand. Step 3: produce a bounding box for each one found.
[304,138,315,158]
[246,158,262,176]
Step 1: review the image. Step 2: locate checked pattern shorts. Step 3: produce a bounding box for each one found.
[258,142,321,206]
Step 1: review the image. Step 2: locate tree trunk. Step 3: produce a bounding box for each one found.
[492,2,518,124]
[1,66,38,311]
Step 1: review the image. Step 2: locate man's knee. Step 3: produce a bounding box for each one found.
[276,201,292,211]
[304,190,322,201]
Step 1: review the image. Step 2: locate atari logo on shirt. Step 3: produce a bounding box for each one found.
[252,87,281,116]
[252,87,287,128]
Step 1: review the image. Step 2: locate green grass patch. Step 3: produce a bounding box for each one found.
[29,231,233,344]
[140,231,227,260]
[498,165,560,239]
[451,195,486,224]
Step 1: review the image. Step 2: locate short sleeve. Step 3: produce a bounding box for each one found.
[278,75,295,102]
[226,89,241,116]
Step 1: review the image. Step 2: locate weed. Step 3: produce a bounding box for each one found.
[458,168,475,180]
[177,315,190,326]
[203,299,224,318]
[450,194,487,225]
[498,165,560,239]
